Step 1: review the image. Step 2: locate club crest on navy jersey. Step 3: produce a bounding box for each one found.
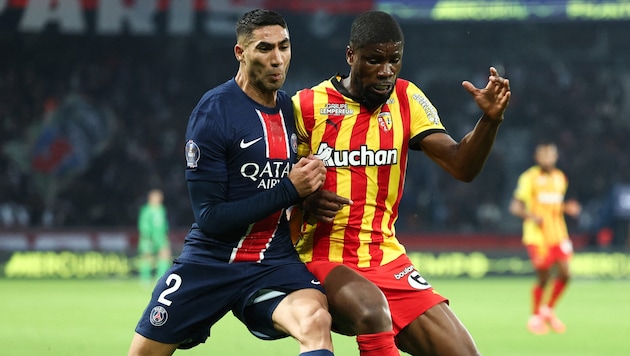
[149,305,168,326]
[291,133,298,154]
[185,139,200,168]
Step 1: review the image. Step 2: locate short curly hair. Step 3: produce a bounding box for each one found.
[349,11,404,49]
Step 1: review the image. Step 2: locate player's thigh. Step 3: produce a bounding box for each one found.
[271,288,330,335]
[322,264,392,335]
[552,244,572,279]
[128,332,178,356]
[396,302,479,356]
[235,259,326,340]
[555,259,570,279]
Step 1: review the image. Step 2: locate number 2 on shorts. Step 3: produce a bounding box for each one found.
[157,273,182,306]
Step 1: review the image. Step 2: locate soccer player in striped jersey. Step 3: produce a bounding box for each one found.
[291,11,510,356]
[509,142,581,335]
[129,9,334,356]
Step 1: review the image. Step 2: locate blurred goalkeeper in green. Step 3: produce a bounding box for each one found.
[137,189,172,284]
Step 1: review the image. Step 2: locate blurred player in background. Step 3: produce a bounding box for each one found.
[291,10,510,356]
[509,141,581,335]
[128,9,334,356]
[137,189,172,285]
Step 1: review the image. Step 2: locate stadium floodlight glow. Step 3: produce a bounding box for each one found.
[376,0,630,22]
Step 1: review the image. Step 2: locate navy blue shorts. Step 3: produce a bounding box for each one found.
[134,257,324,348]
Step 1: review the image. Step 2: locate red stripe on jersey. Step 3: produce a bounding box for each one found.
[230,211,282,263]
[258,110,289,160]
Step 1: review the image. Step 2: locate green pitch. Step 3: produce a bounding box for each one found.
[1,277,628,355]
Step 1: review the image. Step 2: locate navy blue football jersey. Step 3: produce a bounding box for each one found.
[183,78,299,263]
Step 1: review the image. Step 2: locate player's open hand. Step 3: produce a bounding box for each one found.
[303,189,353,223]
[564,199,582,218]
[462,66,511,122]
[289,155,327,197]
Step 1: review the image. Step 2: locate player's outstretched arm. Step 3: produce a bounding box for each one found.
[422,67,511,182]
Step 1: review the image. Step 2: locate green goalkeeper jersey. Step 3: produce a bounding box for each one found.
[137,204,169,251]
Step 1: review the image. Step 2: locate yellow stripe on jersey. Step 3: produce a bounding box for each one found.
[292,76,446,268]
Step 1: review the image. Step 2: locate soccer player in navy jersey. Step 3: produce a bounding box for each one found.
[291,11,510,356]
[128,9,334,356]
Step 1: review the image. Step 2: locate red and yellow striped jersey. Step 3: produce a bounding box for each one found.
[513,166,570,247]
[292,76,446,268]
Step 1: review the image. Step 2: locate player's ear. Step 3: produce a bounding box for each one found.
[346,45,354,65]
[234,44,244,62]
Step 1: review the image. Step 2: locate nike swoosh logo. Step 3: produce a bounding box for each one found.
[311,279,321,285]
[239,137,262,149]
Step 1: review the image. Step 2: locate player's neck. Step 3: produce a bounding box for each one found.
[539,165,554,173]
[235,73,277,107]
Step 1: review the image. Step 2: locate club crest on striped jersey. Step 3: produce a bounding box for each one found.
[185,140,200,169]
[377,112,393,132]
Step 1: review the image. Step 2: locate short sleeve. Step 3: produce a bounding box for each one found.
[404,81,447,145]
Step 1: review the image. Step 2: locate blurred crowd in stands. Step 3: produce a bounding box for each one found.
[1,18,629,248]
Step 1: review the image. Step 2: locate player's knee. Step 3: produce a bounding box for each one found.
[314,305,333,331]
[299,302,332,333]
[351,301,393,333]
[290,303,332,349]
[331,280,392,333]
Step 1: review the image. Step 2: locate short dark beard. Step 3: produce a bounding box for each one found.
[352,75,390,110]
[360,85,392,110]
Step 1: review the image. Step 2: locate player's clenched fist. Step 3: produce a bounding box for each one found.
[289,154,326,197]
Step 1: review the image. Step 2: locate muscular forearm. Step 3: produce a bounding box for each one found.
[453,114,503,182]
